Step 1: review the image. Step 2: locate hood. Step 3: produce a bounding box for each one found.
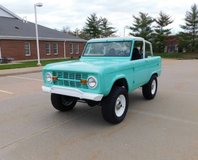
[43,58,129,74]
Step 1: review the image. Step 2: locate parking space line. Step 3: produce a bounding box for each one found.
[8,76,42,82]
[0,89,14,95]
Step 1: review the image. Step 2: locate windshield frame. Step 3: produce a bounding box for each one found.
[82,41,133,57]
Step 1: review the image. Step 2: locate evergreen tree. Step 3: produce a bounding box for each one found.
[100,18,116,37]
[82,13,116,39]
[154,11,173,52]
[177,32,191,52]
[83,13,102,39]
[78,28,90,40]
[129,12,154,40]
[180,4,198,52]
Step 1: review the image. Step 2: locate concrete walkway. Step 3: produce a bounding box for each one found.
[0,66,42,77]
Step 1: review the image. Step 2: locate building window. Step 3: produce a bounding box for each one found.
[45,43,51,55]
[69,43,73,54]
[24,42,31,56]
[53,43,58,55]
[75,44,79,54]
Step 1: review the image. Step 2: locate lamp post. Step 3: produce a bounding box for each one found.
[0,47,2,59]
[34,2,43,66]
[124,26,130,37]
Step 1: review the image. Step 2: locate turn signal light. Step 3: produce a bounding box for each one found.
[52,76,58,81]
[80,79,87,85]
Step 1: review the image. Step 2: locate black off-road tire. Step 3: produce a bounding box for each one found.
[142,75,158,100]
[101,86,128,124]
[51,94,77,112]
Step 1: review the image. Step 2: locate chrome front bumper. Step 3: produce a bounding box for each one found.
[42,86,103,101]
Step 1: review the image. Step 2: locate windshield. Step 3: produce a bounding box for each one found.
[83,41,132,57]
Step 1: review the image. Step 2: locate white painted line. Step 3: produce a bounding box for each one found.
[0,89,14,95]
[8,76,42,82]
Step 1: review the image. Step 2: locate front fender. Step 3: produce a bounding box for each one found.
[103,74,128,96]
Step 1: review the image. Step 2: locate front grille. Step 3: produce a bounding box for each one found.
[52,71,88,89]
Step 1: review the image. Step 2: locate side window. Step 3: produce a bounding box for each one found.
[145,42,152,58]
[75,44,79,54]
[53,43,58,55]
[24,42,31,56]
[132,41,143,60]
[69,43,73,54]
[45,43,51,55]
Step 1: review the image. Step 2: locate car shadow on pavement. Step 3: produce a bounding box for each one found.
[50,103,107,127]
[49,90,145,128]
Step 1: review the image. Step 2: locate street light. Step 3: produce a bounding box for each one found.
[34,2,43,66]
[0,47,2,59]
[124,26,130,37]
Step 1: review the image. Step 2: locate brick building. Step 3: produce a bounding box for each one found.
[0,5,86,60]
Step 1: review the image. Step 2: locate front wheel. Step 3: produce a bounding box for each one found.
[101,86,128,124]
[142,75,158,100]
[51,94,77,112]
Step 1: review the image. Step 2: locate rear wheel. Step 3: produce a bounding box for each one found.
[51,94,77,112]
[142,75,158,100]
[101,86,128,124]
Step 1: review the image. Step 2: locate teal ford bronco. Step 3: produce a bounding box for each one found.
[42,37,161,124]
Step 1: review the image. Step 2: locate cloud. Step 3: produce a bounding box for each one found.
[1,0,197,35]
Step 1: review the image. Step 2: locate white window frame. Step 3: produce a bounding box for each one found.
[69,43,74,54]
[75,44,80,54]
[45,43,51,55]
[53,43,58,55]
[24,42,31,56]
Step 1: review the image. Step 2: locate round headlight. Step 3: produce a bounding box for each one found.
[87,76,97,88]
[46,72,52,83]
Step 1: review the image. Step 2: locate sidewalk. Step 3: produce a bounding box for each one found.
[0,66,43,77]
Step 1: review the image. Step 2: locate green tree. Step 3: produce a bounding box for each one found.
[177,32,191,52]
[180,4,198,52]
[81,13,116,40]
[83,13,102,39]
[154,11,173,52]
[129,12,154,40]
[100,18,116,37]
[78,28,91,40]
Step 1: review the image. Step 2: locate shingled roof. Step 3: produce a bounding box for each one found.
[0,5,85,42]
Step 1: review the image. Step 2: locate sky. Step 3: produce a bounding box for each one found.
[1,0,197,36]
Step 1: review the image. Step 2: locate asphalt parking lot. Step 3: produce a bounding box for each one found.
[0,59,198,160]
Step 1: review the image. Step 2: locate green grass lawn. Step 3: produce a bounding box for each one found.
[154,52,198,59]
[0,58,78,70]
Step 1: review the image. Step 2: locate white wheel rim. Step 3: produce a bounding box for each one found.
[115,95,126,117]
[151,79,157,95]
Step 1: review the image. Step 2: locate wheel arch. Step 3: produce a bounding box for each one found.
[152,72,158,77]
[111,78,129,93]
[103,75,129,97]
[143,72,159,87]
